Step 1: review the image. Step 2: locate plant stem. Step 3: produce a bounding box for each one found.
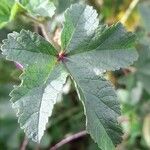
[121,0,139,24]
[39,23,52,42]
[50,130,87,150]
[39,23,60,50]
[23,13,42,24]
[20,137,28,150]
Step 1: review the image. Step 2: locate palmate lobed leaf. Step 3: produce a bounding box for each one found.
[1,3,138,150]
[1,30,68,142]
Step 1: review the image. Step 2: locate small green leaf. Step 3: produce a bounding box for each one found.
[19,0,56,18]
[136,43,150,74]
[61,5,138,74]
[0,0,15,28]
[0,0,24,28]
[135,43,150,94]
[138,1,150,32]
[10,2,26,20]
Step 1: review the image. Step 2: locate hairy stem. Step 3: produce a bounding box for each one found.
[121,0,139,24]
[50,130,87,150]
[20,137,28,150]
[39,23,60,50]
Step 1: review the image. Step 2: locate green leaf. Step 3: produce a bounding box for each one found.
[11,63,67,142]
[0,58,18,84]
[61,3,137,149]
[136,43,150,75]
[1,30,68,142]
[138,1,150,32]
[118,42,150,96]
[135,43,150,94]
[53,0,80,14]
[2,30,57,66]
[0,101,16,119]
[65,62,123,150]
[1,3,138,149]
[0,0,24,29]
[19,0,56,18]
[0,0,15,28]
[61,4,99,51]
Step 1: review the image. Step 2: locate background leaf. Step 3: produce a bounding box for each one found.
[19,0,56,18]
[138,1,150,32]
[0,0,15,28]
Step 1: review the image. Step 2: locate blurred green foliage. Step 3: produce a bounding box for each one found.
[0,0,150,150]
